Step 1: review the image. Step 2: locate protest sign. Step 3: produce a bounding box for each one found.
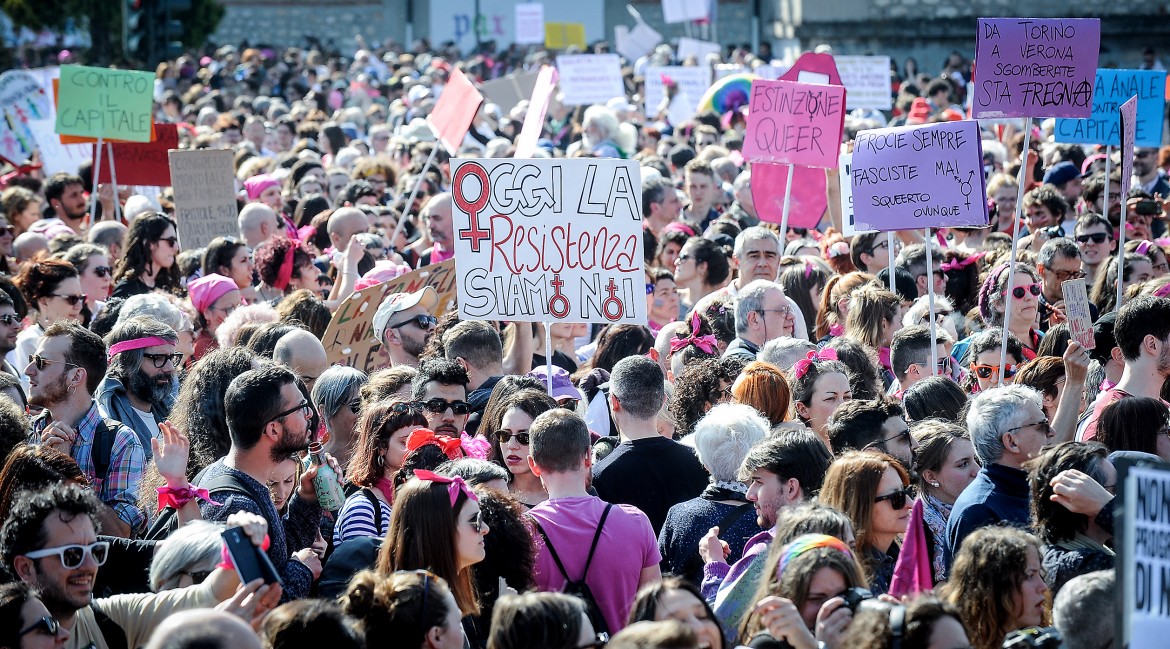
[752,162,827,229]
[779,52,843,86]
[614,21,662,62]
[322,260,456,372]
[26,119,89,176]
[662,0,709,23]
[972,18,1100,119]
[677,37,721,64]
[839,154,875,236]
[54,65,154,142]
[480,71,540,113]
[168,149,238,250]
[515,66,559,159]
[644,66,712,128]
[0,70,52,163]
[556,54,624,106]
[1117,458,1170,647]
[835,56,893,110]
[450,158,646,324]
[1055,69,1167,147]
[428,68,484,155]
[851,120,988,231]
[742,79,846,169]
[94,123,179,186]
[1121,95,1138,198]
[515,3,545,45]
[545,23,586,50]
[1061,278,1095,350]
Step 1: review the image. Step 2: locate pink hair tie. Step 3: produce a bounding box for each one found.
[792,348,838,379]
[413,469,478,507]
[940,251,986,272]
[1136,240,1153,256]
[108,336,173,360]
[272,243,297,291]
[803,261,814,279]
[669,311,718,356]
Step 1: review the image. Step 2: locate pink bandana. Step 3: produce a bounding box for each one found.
[108,336,172,360]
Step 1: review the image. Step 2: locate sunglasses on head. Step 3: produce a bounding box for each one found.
[23,540,110,569]
[388,401,424,415]
[874,486,915,510]
[971,363,1017,380]
[418,398,472,416]
[495,430,530,445]
[556,397,580,411]
[1076,232,1109,245]
[1012,283,1042,299]
[51,293,87,306]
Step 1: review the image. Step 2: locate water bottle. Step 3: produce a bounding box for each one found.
[307,442,345,512]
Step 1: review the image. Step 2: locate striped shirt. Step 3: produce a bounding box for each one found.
[333,489,391,544]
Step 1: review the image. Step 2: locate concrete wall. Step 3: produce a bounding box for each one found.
[210,0,409,51]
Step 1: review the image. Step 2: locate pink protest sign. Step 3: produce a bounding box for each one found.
[973,17,1099,119]
[779,52,843,86]
[427,68,484,155]
[743,79,845,168]
[752,162,826,229]
[514,65,558,159]
[1121,95,1138,197]
[851,120,987,232]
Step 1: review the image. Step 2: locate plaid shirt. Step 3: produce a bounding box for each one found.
[31,401,147,535]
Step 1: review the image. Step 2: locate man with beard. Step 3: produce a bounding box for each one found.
[26,321,146,538]
[410,357,471,438]
[97,317,179,458]
[42,172,88,235]
[419,193,454,266]
[0,482,273,649]
[1080,296,1170,440]
[0,289,23,378]
[196,365,333,600]
[371,286,438,368]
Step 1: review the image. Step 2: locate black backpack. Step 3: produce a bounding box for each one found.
[530,504,613,637]
[32,412,122,485]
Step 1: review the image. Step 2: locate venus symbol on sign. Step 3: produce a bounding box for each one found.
[453,163,492,253]
[548,275,570,318]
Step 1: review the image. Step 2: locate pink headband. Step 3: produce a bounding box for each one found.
[940,251,986,272]
[413,469,477,507]
[108,336,172,360]
[244,174,280,201]
[663,221,697,237]
[272,244,297,291]
[793,348,838,379]
[670,311,718,356]
[1136,240,1153,256]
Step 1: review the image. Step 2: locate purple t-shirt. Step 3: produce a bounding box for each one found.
[529,496,661,633]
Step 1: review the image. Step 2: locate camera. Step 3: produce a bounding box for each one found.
[1039,225,1064,239]
[1135,199,1161,216]
[1003,626,1062,648]
[840,587,874,612]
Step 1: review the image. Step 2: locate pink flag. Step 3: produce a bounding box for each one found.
[888,498,934,597]
[514,65,559,159]
[428,68,484,155]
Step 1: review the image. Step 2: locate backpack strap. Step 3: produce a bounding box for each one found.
[530,504,613,583]
[361,487,383,533]
[91,418,122,486]
[530,517,571,583]
[714,503,754,538]
[580,504,612,581]
[90,602,128,649]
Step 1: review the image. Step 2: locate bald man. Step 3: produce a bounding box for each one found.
[12,232,48,263]
[144,609,262,649]
[88,221,128,264]
[327,207,370,252]
[274,328,329,393]
[421,192,454,266]
[238,203,282,249]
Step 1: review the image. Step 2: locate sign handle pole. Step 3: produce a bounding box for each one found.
[1102,146,1112,220]
[389,140,441,254]
[925,227,937,376]
[106,142,120,223]
[998,122,1032,387]
[886,232,896,293]
[1117,193,1128,310]
[544,323,554,394]
[778,163,794,244]
[90,136,103,220]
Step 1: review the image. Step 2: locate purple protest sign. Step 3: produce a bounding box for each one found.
[973,18,1099,119]
[743,79,845,168]
[1121,95,1138,197]
[851,120,987,232]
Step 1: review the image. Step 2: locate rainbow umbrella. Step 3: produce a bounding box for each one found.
[696,73,757,115]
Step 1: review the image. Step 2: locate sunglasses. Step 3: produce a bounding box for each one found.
[0,314,18,325]
[970,363,1017,380]
[19,615,60,639]
[495,430,531,445]
[1011,283,1042,299]
[142,352,183,369]
[467,509,484,533]
[51,293,87,306]
[387,401,424,416]
[91,265,112,278]
[1004,418,1053,435]
[0,225,13,236]
[23,540,110,569]
[28,354,79,371]
[1051,268,1086,281]
[557,397,580,411]
[874,486,915,511]
[418,398,472,416]
[390,314,438,330]
[1076,233,1109,244]
[157,236,180,247]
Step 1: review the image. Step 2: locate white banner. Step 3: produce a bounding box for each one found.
[677,37,721,64]
[556,54,624,106]
[514,3,545,45]
[835,55,892,110]
[644,66,711,127]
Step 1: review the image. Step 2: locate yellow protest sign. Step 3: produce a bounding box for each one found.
[545,22,586,50]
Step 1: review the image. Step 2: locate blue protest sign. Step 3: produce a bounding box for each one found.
[1054,69,1167,147]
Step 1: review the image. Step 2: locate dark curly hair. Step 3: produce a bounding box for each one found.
[391,443,452,491]
[112,212,181,293]
[171,347,261,477]
[275,289,331,339]
[841,595,967,649]
[254,237,313,289]
[465,489,537,647]
[825,337,883,401]
[701,296,736,347]
[13,257,78,306]
[1027,441,1112,546]
[668,311,718,367]
[0,482,101,579]
[669,357,744,438]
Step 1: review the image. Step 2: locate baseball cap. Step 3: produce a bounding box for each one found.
[372,286,439,344]
[527,365,585,401]
[1043,161,1079,187]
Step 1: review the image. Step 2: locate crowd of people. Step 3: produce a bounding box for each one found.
[0,29,1162,649]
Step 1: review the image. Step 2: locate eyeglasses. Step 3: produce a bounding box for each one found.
[28,354,79,371]
[266,400,316,425]
[756,307,791,317]
[390,314,438,330]
[1011,283,1042,299]
[157,236,179,247]
[467,509,484,533]
[878,428,911,446]
[1076,233,1109,245]
[557,397,580,411]
[1004,418,1052,435]
[495,430,531,445]
[970,363,1017,380]
[91,265,112,278]
[51,293,87,306]
[418,398,472,416]
[142,352,183,369]
[874,486,915,510]
[19,615,60,638]
[1051,268,1086,281]
[23,541,110,569]
[0,314,18,325]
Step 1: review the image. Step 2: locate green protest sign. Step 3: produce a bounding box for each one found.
[54,65,154,142]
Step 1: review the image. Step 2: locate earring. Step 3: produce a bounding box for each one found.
[376,455,384,468]
[930,481,940,488]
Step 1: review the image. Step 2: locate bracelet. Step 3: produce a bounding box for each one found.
[157,484,222,512]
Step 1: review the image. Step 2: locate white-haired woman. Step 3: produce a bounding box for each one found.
[311,366,369,468]
[149,520,226,591]
[659,403,769,583]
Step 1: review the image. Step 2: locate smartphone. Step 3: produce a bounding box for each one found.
[222,526,281,586]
